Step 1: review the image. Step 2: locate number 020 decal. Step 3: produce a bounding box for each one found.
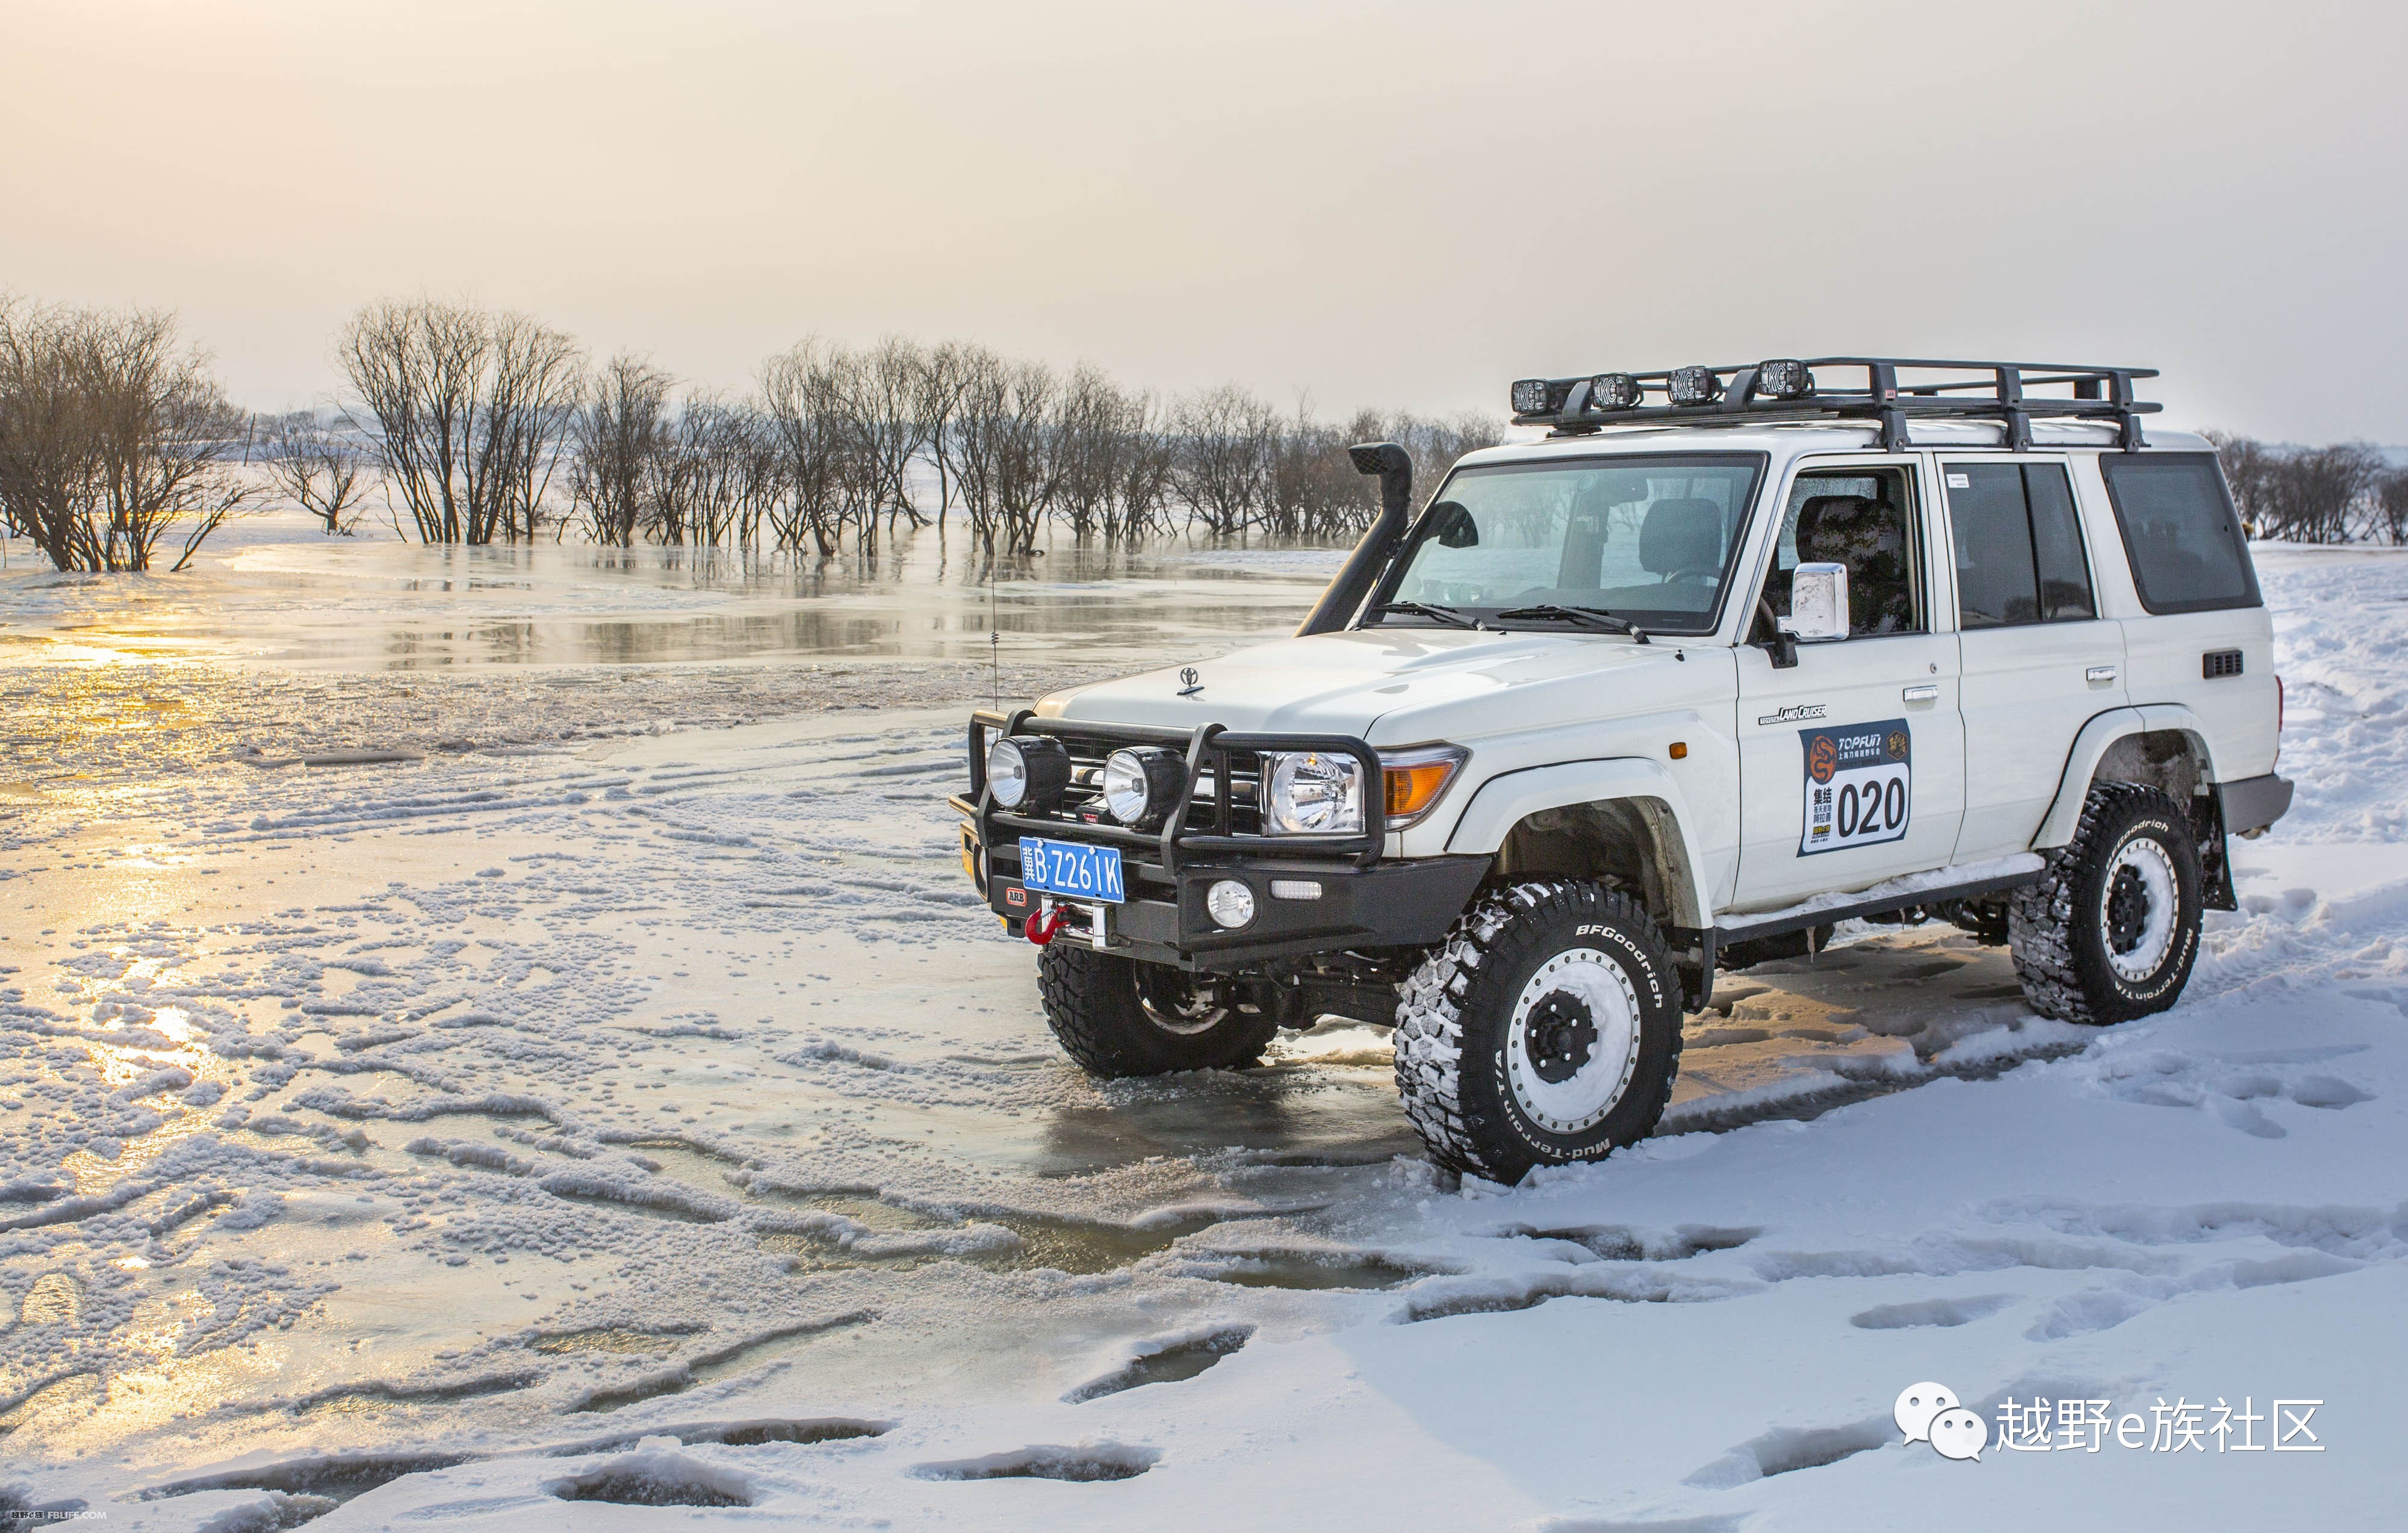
[1798,718,1911,855]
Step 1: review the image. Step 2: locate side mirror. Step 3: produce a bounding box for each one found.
[1785,562,1850,643]
[1429,501,1479,548]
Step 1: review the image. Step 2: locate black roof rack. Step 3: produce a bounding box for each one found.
[1509,356,2159,452]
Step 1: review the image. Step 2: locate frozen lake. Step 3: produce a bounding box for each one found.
[0,519,1345,671]
[2,523,2403,1530]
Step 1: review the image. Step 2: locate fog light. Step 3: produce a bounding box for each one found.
[1205,879,1256,928]
[1269,879,1322,901]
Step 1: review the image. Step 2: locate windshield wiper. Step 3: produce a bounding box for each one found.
[1370,600,1482,630]
[1493,604,1651,643]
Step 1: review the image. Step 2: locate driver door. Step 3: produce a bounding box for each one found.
[1732,456,1967,910]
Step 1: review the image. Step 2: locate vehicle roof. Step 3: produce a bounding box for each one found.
[1454,419,2212,471]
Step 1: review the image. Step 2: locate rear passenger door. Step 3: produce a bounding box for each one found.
[1943,459,2127,862]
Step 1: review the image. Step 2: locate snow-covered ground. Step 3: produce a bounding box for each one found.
[2,528,2402,1529]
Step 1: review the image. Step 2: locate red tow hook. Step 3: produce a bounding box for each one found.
[1025,906,1067,946]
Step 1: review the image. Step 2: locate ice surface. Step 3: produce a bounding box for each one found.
[2,530,2404,1528]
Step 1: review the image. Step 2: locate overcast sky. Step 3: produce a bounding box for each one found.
[4,1,2401,440]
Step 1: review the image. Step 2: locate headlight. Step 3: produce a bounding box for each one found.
[1264,751,1364,835]
[987,735,1070,811]
[1102,747,1186,829]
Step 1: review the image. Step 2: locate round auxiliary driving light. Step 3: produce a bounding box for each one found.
[1205,879,1256,929]
[1102,747,1186,829]
[986,736,1071,811]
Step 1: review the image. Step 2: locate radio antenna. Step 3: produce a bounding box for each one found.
[988,536,1001,710]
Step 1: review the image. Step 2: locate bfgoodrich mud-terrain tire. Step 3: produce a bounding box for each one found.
[1392,881,1684,1183]
[1037,945,1280,1078]
[2009,782,2204,1026]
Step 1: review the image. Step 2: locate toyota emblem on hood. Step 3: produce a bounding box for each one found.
[1178,667,1203,696]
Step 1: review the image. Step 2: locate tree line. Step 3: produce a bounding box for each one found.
[331,300,1503,555]
[18,290,2408,574]
[0,293,1503,571]
[2206,431,2408,544]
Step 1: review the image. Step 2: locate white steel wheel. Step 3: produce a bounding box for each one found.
[1392,881,1684,1184]
[2100,837,2179,982]
[2008,781,2205,1027]
[1503,949,1642,1134]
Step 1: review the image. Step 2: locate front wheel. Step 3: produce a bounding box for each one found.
[1037,945,1280,1078]
[1392,881,1684,1183]
[2009,782,2204,1026]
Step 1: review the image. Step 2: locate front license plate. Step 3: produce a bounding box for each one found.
[1019,837,1126,903]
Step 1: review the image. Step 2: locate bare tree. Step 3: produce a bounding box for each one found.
[1050,363,1128,540]
[1171,383,1277,537]
[945,349,1060,553]
[259,410,368,534]
[0,297,256,571]
[657,398,782,547]
[1108,389,1178,541]
[2377,468,2408,545]
[569,353,672,547]
[338,298,583,545]
[837,336,940,546]
[759,339,852,555]
[2260,442,2382,544]
[2205,430,2277,536]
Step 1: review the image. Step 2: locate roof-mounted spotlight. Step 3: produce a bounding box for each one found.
[1510,379,1554,415]
[1589,373,1642,410]
[1668,366,1722,406]
[1756,359,1815,400]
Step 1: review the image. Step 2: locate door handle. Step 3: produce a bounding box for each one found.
[1902,684,1940,703]
[2087,665,2118,684]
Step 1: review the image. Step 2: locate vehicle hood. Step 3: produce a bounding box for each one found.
[1038,628,1702,745]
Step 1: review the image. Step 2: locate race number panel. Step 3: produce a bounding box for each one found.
[1798,718,1912,855]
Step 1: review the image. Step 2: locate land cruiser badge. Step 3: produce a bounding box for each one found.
[1799,717,1911,855]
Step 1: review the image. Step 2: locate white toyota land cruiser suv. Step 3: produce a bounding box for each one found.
[951,357,2291,1182]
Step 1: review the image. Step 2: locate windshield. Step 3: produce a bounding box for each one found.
[1371,453,1765,636]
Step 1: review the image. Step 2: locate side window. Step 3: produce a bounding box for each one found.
[2096,452,2263,613]
[1945,463,2097,629]
[1762,466,1922,637]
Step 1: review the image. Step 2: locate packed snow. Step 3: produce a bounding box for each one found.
[1,527,2400,1529]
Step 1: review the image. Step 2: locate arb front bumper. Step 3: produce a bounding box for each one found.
[951,710,1489,970]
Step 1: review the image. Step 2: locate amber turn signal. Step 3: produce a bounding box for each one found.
[1669,742,1688,760]
[1378,745,1468,828]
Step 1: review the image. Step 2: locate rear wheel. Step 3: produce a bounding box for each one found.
[2009,782,2203,1026]
[1392,881,1684,1183]
[1037,945,1280,1078]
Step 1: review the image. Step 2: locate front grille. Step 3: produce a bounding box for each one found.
[1032,737,1268,837]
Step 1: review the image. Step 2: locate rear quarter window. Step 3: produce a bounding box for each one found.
[2096,452,2262,614]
